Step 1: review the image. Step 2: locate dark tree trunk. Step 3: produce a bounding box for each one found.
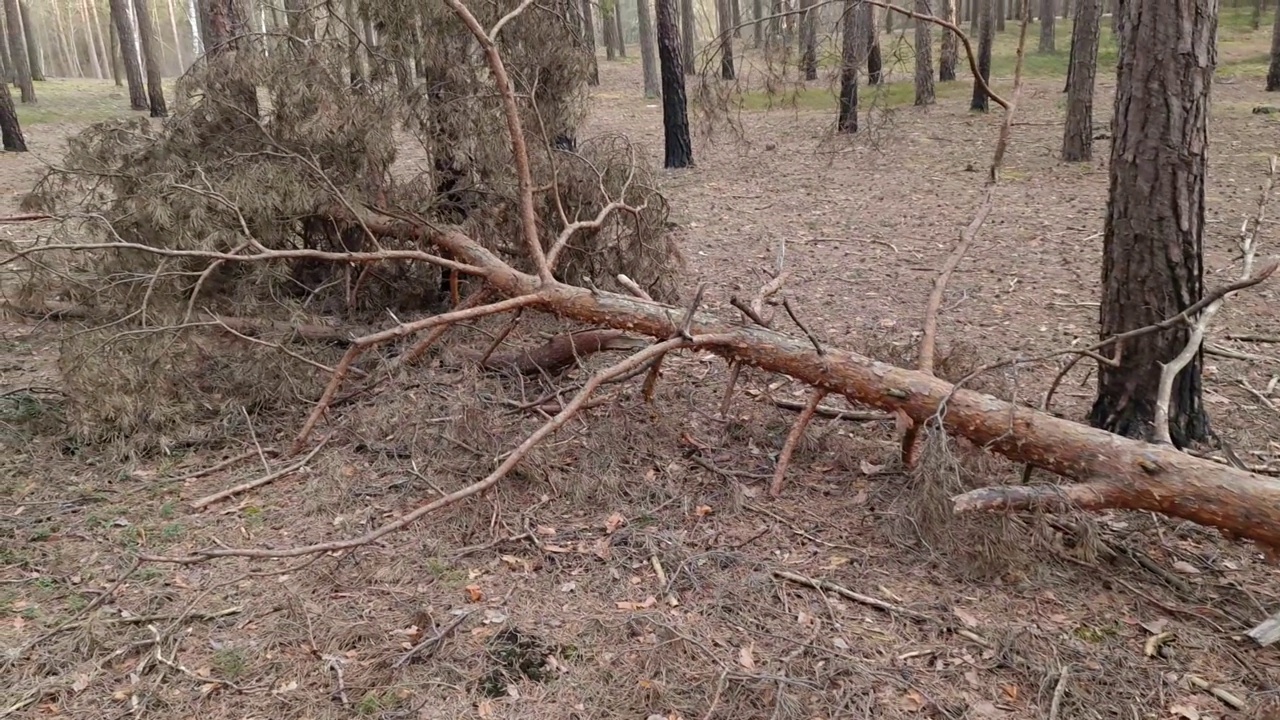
[108,0,145,109]
[753,0,762,47]
[0,78,24,150]
[602,1,618,60]
[132,0,166,116]
[914,0,934,104]
[1062,0,1070,17]
[1038,0,1055,51]
[970,0,979,32]
[614,5,627,56]
[1088,0,1216,448]
[799,0,816,80]
[867,5,882,84]
[718,0,735,79]
[637,0,660,96]
[970,0,993,111]
[579,0,599,84]
[940,0,958,80]
[1268,0,1280,91]
[1061,0,1099,159]
[656,0,692,167]
[18,1,40,80]
[4,0,34,102]
[680,0,695,74]
[996,0,1005,31]
[108,16,122,85]
[731,0,741,37]
[837,0,864,132]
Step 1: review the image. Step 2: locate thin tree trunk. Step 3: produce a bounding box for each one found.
[940,0,958,80]
[92,0,115,79]
[56,0,84,77]
[18,2,40,80]
[579,0,599,84]
[108,0,145,108]
[1062,0,1070,17]
[638,0,660,95]
[837,0,864,132]
[1061,0,1099,159]
[656,0,692,167]
[680,0,695,74]
[132,0,165,115]
[1038,0,1055,51]
[345,0,363,88]
[753,0,762,46]
[970,0,993,111]
[165,0,184,71]
[914,0,934,103]
[614,4,627,56]
[108,12,123,85]
[731,0,741,37]
[866,4,882,84]
[1268,0,1280,91]
[186,0,201,54]
[0,26,12,85]
[799,0,816,79]
[1089,0,1216,447]
[996,0,1005,30]
[718,0,735,78]
[0,77,24,150]
[1253,0,1264,30]
[602,1,617,60]
[4,0,35,102]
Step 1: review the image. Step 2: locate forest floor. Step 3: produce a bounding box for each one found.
[4,16,1280,720]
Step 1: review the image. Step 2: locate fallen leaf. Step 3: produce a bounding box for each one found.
[859,460,884,476]
[535,525,557,536]
[1170,703,1200,720]
[604,512,626,534]
[971,699,1003,718]
[543,544,572,553]
[560,581,577,593]
[1140,618,1170,635]
[616,596,658,611]
[1001,684,1019,703]
[465,584,484,603]
[738,644,756,670]
[832,637,850,650]
[71,674,91,692]
[477,699,494,718]
[694,505,713,517]
[276,680,299,693]
[901,688,927,712]
[1171,561,1201,575]
[953,608,980,628]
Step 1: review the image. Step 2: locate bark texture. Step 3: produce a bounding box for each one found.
[914,0,934,105]
[637,0,660,96]
[940,0,958,80]
[680,0,695,74]
[837,0,863,132]
[1038,0,1055,52]
[867,4,882,84]
[1061,0,1100,159]
[1089,0,1216,447]
[4,0,34,102]
[108,0,145,108]
[132,0,167,117]
[970,0,994,111]
[579,0,599,84]
[656,0,693,167]
[0,78,25,150]
[18,1,40,81]
[718,0,735,79]
[1268,0,1280,91]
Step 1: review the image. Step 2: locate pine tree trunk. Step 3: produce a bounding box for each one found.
[108,0,145,108]
[345,0,363,89]
[680,0,695,74]
[970,0,993,110]
[92,0,115,80]
[656,0,692,167]
[914,0,934,103]
[614,5,627,56]
[1089,0,1216,447]
[940,0,958,80]
[1267,0,1280,91]
[109,10,123,84]
[799,0,816,80]
[1038,0,1055,51]
[186,0,201,54]
[866,4,882,84]
[837,0,863,132]
[579,0,599,84]
[165,0,184,72]
[203,0,258,119]
[18,2,41,80]
[637,0,660,96]
[1061,0,1099,159]
[731,0,741,37]
[996,0,1005,30]
[55,0,84,76]
[0,77,24,150]
[0,27,13,85]
[718,0,735,79]
[602,1,617,60]
[752,0,762,46]
[4,0,35,101]
[132,0,165,115]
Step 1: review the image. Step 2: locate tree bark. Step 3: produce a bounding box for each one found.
[680,0,695,74]
[579,0,599,84]
[718,0,735,79]
[1038,0,1055,51]
[799,0,816,79]
[996,0,1005,30]
[132,0,166,116]
[940,0,958,80]
[0,77,24,150]
[165,0,185,72]
[1089,0,1216,447]
[1268,0,1280,91]
[637,0,660,96]
[656,0,692,167]
[867,4,882,84]
[753,0,762,46]
[914,0,934,104]
[54,0,84,77]
[1061,0,1099,160]
[108,12,122,85]
[837,0,863,132]
[4,0,35,102]
[731,0,741,37]
[1254,0,1265,30]
[602,1,617,60]
[18,1,41,80]
[203,0,258,119]
[108,0,145,108]
[614,4,627,56]
[970,0,993,111]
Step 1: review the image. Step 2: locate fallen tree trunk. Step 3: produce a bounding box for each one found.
[423,228,1280,549]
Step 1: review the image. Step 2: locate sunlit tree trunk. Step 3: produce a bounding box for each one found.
[940,0,958,80]
[1038,0,1055,51]
[4,0,36,101]
[18,1,41,80]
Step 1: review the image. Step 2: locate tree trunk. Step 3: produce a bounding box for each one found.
[753,0,762,46]
[718,0,735,79]
[867,4,882,84]
[18,2,41,80]
[1061,0,1100,159]
[283,0,311,56]
[731,0,741,37]
[837,0,863,132]
[799,0,816,80]
[92,0,115,80]
[996,0,1005,30]
[1062,0,1070,17]
[970,0,993,111]
[165,0,184,72]
[638,0,661,95]
[614,4,627,56]
[108,0,145,108]
[203,0,258,119]
[108,12,122,84]
[914,0,934,104]
[1089,0,1216,447]
[186,0,202,54]
[0,77,24,150]
[602,1,617,60]
[940,0,958,80]
[1268,0,1280,91]
[1253,0,1264,30]
[56,0,85,77]
[579,0,599,84]
[680,0,695,74]
[132,0,166,116]
[4,0,35,101]
[345,0,364,89]
[656,0,692,167]
[1038,0,1055,51]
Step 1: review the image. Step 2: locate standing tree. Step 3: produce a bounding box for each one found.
[108,0,146,109]
[81,0,104,78]
[1268,0,1280,91]
[1089,0,1217,446]
[4,0,35,102]
[718,0,735,79]
[996,0,1005,30]
[914,0,934,104]
[656,0,692,167]
[970,0,994,111]
[132,0,167,116]
[753,0,762,46]
[867,4,883,84]
[602,0,618,60]
[579,0,599,84]
[1252,0,1263,30]
[18,1,41,81]
[1062,0,1100,159]
[837,0,865,132]
[637,0,660,96]
[345,0,365,89]
[679,0,695,74]
[799,0,816,80]
[1038,0,1055,51]
[0,78,24,150]
[614,5,627,56]
[203,0,258,120]
[166,0,186,71]
[940,0,958,80]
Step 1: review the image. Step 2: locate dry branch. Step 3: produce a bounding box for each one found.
[769,390,828,497]
[468,329,650,375]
